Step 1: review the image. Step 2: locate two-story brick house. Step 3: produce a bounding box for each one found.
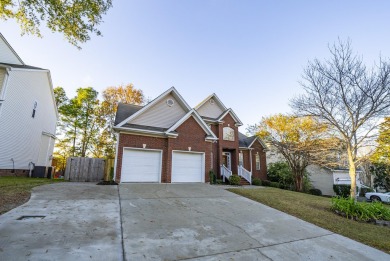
[113,87,267,184]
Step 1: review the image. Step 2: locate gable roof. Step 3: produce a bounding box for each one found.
[238,132,268,150]
[114,103,143,126]
[194,93,227,111]
[116,87,191,128]
[0,33,24,65]
[166,109,218,140]
[217,108,243,126]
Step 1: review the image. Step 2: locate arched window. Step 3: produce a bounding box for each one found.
[223,127,234,141]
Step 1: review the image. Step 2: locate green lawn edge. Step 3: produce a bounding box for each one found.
[228,187,390,254]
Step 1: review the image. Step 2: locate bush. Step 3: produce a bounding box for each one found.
[267,162,293,187]
[216,179,223,185]
[262,180,271,186]
[333,184,351,198]
[331,197,390,221]
[359,187,374,197]
[252,178,262,186]
[309,188,322,196]
[270,182,280,188]
[209,170,215,184]
[229,175,241,186]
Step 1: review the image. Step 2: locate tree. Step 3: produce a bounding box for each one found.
[370,163,390,191]
[291,40,390,198]
[371,118,390,165]
[254,114,337,192]
[53,86,68,108]
[0,0,113,48]
[99,84,144,158]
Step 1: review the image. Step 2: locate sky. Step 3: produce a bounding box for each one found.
[1,0,390,131]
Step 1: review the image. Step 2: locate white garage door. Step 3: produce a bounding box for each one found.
[172,151,204,183]
[121,149,161,182]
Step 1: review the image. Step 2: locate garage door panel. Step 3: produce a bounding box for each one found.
[172,152,203,183]
[122,149,161,182]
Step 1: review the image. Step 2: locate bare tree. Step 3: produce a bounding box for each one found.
[291,40,390,198]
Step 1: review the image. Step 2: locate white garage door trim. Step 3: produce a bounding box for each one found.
[171,150,205,183]
[121,147,162,183]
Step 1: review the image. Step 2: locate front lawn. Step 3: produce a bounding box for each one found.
[0,177,64,215]
[228,187,390,254]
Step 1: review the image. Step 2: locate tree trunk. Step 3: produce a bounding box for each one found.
[294,170,303,192]
[347,147,357,198]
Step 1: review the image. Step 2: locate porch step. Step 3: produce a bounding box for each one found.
[240,177,250,186]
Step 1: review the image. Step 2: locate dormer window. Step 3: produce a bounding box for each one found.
[223,127,234,141]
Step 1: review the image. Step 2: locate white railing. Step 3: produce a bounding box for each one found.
[221,165,232,182]
[238,165,251,184]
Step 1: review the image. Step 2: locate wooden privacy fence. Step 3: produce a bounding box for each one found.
[64,157,111,182]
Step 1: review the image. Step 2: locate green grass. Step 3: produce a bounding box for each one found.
[228,187,390,254]
[0,177,64,215]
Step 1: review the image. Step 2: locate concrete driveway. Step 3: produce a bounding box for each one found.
[0,183,122,261]
[0,183,389,261]
[120,183,389,261]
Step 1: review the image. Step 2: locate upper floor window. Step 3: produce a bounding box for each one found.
[256,154,260,170]
[223,127,235,141]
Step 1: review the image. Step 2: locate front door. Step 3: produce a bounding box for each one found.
[222,152,231,170]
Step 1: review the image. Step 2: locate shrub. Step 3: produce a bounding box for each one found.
[333,184,351,198]
[309,188,322,196]
[209,170,215,185]
[262,180,271,186]
[267,162,293,187]
[359,187,374,197]
[331,197,390,221]
[216,179,223,185]
[270,182,280,188]
[229,175,241,186]
[252,178,262,186]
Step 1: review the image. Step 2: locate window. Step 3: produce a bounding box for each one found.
[239,152,243,166]
[256,154,260,170]
[223,127,234,141]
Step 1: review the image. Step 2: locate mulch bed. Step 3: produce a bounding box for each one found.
[334,210,390,227]
[96,180,118,185]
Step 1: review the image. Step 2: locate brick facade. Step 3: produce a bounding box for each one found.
[115,116,212,183]
[0,169,29,177]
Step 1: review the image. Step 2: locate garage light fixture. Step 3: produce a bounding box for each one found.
[143,144,146,148]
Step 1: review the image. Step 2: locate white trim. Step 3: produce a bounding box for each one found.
[171,150,205,183]
[42,131,56,139]
[0,68,9,100]
[113,127,168,136]
[113,133,120,181]
[165,109,218,140]
[0,33,25,65]
[248,137,268,150]
[121,147,163,183]
[116,87,191,127]
[217,109,243,126]
[194,93,228,111]
[249,149,253,173]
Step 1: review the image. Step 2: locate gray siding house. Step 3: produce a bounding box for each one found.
[0,33,57,176]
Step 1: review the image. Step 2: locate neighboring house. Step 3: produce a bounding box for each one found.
[0,33,57,176]
[113,87,267,183]
[267,146,364,195]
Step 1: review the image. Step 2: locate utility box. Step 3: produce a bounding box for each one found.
[32,166,46,178]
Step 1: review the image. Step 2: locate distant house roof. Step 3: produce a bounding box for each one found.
[0,62,45,70]
[114,103,143,126]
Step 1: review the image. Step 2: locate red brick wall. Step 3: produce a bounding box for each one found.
[115,134,168,183]
[170,116,212,183]
[251,141,267,180]
[115,116,213,183]
[0,169,29,177]
[216,113,239,174]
